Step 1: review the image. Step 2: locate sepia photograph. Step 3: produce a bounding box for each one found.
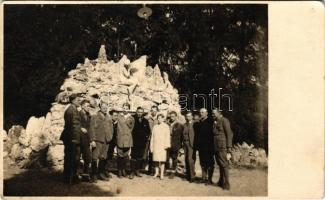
[2,2,268,197]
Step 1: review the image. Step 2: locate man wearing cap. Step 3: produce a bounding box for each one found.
[79,99,92,181]
[89,101,113,182]
[129,106,151,179]
[116,102,135,178]
[211,108,233,190]
[60,94,82,184]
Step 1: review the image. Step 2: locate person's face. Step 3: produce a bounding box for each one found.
[170,113,177,122]
[82,102,90,113]
[123,105,129,113]
[157,116,164,123]
[73,97,81,106]
[200,109,208,119]
[151,108,158,116]
[193,114,200,121]
[100,103,108,114]
[136,109,144,118]
[185,113,193,122]
[112,112,119,122]
[212,110,221,120]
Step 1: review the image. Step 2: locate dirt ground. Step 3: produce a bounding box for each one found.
[3,161,267,197]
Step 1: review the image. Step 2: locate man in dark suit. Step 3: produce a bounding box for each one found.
[60,94,82,184]
[79,99,92,180]
[211,109,233,190]
[129,106,151,179]
[167,111,184,179]
[89,101,113,182]
[182,111,196,182]
[106,110,119,178]
[116,103,135,178]
[193,108,215,184]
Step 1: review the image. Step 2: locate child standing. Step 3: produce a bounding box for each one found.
[150,114,171,179]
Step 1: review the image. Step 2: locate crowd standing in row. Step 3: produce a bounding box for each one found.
[60,94,233,190]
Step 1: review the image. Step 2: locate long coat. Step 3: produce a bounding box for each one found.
[169,121,184,151]
[150,122,171,162]
[213,117,233,151]
[89,111,113,144]
[60,104,81,144]
[116,113,135,148]
[132,115,151,148]
[193,117,214,151]
[79,110,91,146]
[183,121,195,148]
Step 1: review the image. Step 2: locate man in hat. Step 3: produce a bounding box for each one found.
[79,99,92,181]
[116,102,135,178]
[60,94,82,184]
[167,111,184,179]
[89,101,113,182]
[182,111,196,183]
[129,106,151,179]
[193,108,215,184]
[211,108,233,190]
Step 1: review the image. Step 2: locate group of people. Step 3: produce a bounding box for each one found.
[60,93,233,190]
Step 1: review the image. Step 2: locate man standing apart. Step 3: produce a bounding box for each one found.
[60,94,82,184]
[193,108,214,185]
[167,111,184,179]
[211,109,233,190]
[89,101,113,182]
[129,107,151,179]
[182,111,196,183]
[116,103,135,178]
[79,99,92,181]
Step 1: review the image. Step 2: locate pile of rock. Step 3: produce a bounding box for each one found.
[4,45,182,170]
[230,142,268,168]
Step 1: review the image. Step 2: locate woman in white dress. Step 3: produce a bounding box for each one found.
[150,113,170,179]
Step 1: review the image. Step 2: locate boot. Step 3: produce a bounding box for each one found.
[135,160,142,177]
[90,161,98,183]
[201,167,208,183]
[98,160,109,181]
[217,167,224,187]
[222,167,230,190]
[117,157,123,178]
[206,167,214,185]
[122,157,128,177]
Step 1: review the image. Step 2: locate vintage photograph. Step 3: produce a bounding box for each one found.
[3,3,268,196]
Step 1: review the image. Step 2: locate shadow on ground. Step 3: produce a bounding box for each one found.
[4,169,115,196]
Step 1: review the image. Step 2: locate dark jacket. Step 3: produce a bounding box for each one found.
[193,117,214,151]
[213,117,233,151]
[79,110,91,145]
[183,121,195,148]
[60,104,81,144]
[169,121,184,151]
[89,111,113,143]
[116,113,135,148]
[132,115,151,148]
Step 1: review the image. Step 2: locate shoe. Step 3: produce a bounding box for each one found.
[129,172,135,179]
[98,173,109,181]
[169,173,175,179]
[104,171,112,178]
[205,179,213,186]
[135,170,142,177]
[217,181,224,187]
[223,182,230,190]
[118,170,122,178]
[188,178,195,183]
[153,173,159,179]
[122,170,127,177]
[90,174,98,183]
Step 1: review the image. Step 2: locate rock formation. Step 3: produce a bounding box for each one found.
[4,45,182,169]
